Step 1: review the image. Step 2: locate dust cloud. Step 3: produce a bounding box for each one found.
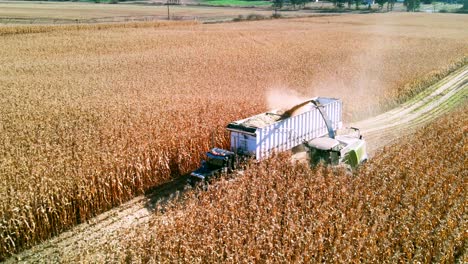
[266,17,411,122]
[266,87,308,113]
[306,17,395,122]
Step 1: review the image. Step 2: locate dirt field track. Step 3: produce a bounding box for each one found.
[356,65,468,154]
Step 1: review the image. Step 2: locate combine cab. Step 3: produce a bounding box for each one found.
[305,127,368,168]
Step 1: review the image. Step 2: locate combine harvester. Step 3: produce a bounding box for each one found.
[188,97,368,186]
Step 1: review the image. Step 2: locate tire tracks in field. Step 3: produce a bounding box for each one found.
[6,65,468,263]
[354,65,467,155]
[6,176,189,263]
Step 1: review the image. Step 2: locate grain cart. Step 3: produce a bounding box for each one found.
[227,97,343,160]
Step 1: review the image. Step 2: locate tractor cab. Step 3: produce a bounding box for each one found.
[187,148,236,186]
[205,148,236,170]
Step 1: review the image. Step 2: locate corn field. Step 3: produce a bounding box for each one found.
[1,13,467,259]
[0,21,197,36]
[92,105,466,263]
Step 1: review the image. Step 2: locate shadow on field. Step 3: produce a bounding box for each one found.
[143,174,190,212]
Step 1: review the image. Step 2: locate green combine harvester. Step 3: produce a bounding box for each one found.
[288,99,368,169]
[304,127,368,169]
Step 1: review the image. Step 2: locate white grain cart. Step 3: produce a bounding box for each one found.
[227,97,343,160]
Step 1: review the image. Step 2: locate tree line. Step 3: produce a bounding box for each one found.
[273,0,467,12]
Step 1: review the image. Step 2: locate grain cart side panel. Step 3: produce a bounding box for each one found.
[227,97,342,160]
[230,131,256,156]
[327,98,342,132]
[256,98,342,160]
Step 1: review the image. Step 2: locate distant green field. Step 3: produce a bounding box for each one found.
[201,0,271,6]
